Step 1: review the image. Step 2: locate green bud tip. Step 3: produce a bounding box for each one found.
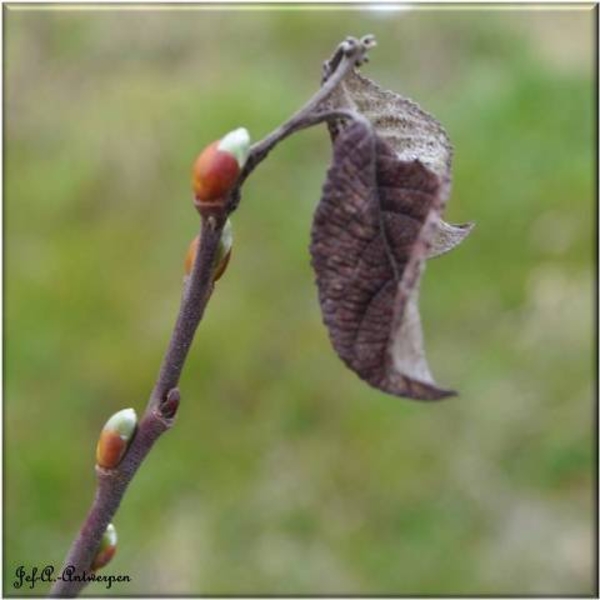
[217,127,251,170]
[220,219,233,257]
[102,523,118,548]
[103,408,137,439]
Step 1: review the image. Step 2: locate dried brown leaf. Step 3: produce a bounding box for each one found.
[321,69,472,248]
[323,69,452,178]
[310,119,457,400]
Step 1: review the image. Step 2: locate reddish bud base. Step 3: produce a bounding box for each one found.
[192,142,240,203]
[96,431,127,469]
[91,545,117,571]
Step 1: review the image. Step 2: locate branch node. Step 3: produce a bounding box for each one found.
[95,464,129,485]
[159,387,180,420]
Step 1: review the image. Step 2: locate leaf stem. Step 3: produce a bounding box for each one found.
[227,35,376,210]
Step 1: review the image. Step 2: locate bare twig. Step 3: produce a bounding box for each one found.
[50,34,375,598]
[227,34,375,211]
[148,214,226,412]
[49,216,224,597]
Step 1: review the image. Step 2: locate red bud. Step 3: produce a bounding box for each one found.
[184,219,233,282]
[191,128,250,216]
[96,408,137,469]
[192,141,240,205]
[91,523,117,571]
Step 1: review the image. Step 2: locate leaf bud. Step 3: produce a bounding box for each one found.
[96,408,137,469]
[192,127,250,215]
[91,523,117,571]
[184,218,233,282]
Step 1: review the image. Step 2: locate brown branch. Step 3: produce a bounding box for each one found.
[148,214,225,412]
[227,34,376,211]
[49,215,223,597]
[49,34,375,598]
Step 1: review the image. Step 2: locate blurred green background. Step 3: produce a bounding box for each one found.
[4,6,596,596]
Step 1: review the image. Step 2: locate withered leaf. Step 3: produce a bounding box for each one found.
[310,118,456,401]
[310,64,473,400]
[428,219,474,259]
[323,69,452,178]
[320,69,473,252]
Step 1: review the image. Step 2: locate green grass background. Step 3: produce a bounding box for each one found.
[4,6,596,595]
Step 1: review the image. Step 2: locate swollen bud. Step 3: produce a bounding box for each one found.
[192,128,250,215]
[96,408,137,469]
[91,523,117,571]
[184,218,233,282]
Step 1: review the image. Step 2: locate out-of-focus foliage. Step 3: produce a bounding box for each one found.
[4,7,595,596]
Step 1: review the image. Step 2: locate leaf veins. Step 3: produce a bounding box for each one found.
[321,68,474,257]
[311,117,459,400]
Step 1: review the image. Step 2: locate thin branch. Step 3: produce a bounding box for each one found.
[148,214,225,412]
[49,216,224,597]
[49,410,172,597]
[50,34,376,598]
[227,34,376,211]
